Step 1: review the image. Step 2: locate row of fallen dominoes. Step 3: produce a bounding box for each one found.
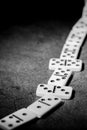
[0,3,87,130]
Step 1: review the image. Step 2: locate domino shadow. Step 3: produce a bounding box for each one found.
[70,89,75,100]
[65,75,75,100]
[66,74,74,86]
[12,117,39,130]
[40,101,64,119]
[9,102,64,130]
[81,62,85,71]
[77,35,87,59]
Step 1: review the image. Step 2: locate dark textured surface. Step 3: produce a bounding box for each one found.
[0,19,87,130]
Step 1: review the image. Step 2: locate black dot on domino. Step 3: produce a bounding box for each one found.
[64,51,67,54]
[1,120,6,123]
[55,72,59,75]
[60,64,64,66]
[61,89,65,91]
[8,124,13,127]
[22,113,27,116]
[68,60,71,62]
[16,120,21,123]
[62,55,66,57]
[44,87,48,90]
[37,106,41,108]
[48,98,52,101]
[48,90,52,93]
[71,56,74,58]
[52,63,55,65]
[41,98,45,101]
[65,92,69,94]
[54,98,59,100]
[76,64,80,66]
[62,77,66,79]
[64,73,68,76]
[60,59,64,61]
[74,45,78,47]
[56,78,60,81]
[50,80,55,82]
[65,44,69,46]
[9,116,13,119]
[40,84,44,87]
[57,68,62,70]
[56,61,60,63]
[72,62,75,64]
[66,69,70,71]
[67,53,71,56]
[61,70,65,73]
[57,86,61,89]
[52,58,56,61]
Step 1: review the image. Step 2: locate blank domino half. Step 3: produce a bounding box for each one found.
[27,94,62,118]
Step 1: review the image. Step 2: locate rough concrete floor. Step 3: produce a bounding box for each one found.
[0,21,87,130]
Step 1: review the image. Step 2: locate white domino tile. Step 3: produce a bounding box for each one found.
[36,84,73,100]
[48,67,73,86]
[49,58,65,70]
[27,94,62,118]
[49,58,82,72]
[65,28,87,47]
[82,4,87,18]
[60,43,80,60]
[0,108,37,130]
[72,18,87,32]
[65,59,82,72]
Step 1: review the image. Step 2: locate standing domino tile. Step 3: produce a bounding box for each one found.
[82,2,87,13]
[65,38,82,48]
[0,108,37,130]
[82,4,87,18]
[72,18,87,32]
[60,40,81,54]
[49,58,82,72]
[82,11,87,19]
[49,58,65,70]
[36,84,73,100]
[60,50,78,60]
[65,59,82,72]
[60,44,80,60]
[73,18,87,28]
[65,29,87,47]
[27,94,62,118]
[68,27,87,38]
[48,67,73,86]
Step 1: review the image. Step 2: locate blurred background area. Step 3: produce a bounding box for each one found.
[0,0,84,32]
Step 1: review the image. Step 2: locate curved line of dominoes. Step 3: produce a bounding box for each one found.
[0,3,87,130]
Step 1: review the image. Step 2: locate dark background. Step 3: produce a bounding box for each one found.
[0,1,87,130]
[0,0,84,31]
